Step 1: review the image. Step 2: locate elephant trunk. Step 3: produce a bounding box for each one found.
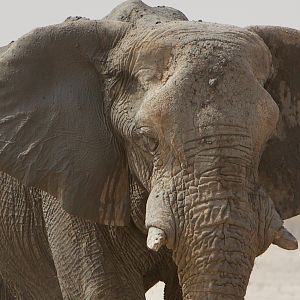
[145,134,297,299]
[146,165,256,298]
[174,199,255,299]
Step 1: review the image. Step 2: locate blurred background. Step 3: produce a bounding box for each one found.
[1,1,299,299]
[1,0,300,45]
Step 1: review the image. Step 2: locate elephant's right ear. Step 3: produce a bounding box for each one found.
[248,26,300,219]
[0,20,131,225]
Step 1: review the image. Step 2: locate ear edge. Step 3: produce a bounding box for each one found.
[0,20,131,226]
[248,26,300,220]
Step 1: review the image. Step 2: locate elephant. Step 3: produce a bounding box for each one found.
[0,0,299,299]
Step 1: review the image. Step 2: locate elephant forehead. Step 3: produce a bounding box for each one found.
[114,21,272,82]
[110,21,274,140]
[122,22,266,58]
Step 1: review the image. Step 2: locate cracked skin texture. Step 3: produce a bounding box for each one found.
[0,0,299,299]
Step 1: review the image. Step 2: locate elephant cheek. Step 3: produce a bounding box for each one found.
[145,185,176,251]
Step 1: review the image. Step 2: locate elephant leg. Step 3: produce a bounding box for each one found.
[42,195,145,300]
[0,172,62,299]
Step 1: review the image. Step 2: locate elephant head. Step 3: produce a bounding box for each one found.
[0,0,299,298]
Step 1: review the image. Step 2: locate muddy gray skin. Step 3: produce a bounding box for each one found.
[0,171,181,299]
[0,172,62,299]
[0,0,299,299]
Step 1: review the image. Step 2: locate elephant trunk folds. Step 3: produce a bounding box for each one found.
[144,150,297,299]
[175,198,256,299]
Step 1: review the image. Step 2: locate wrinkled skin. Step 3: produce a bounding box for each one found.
[107,19,296,298]
[0,0,299,299]
[0,171,181,299]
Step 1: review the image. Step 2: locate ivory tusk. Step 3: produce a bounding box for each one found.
[147,227,167,251]
[273,226,298,250]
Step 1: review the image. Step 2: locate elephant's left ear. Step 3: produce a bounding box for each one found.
[0,20,131,225]
[248,26,300,219]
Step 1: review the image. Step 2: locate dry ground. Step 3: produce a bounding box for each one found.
[146,216,300,300]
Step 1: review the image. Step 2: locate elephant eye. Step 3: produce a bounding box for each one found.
[136,127,159,154]
[142,135,159,153]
